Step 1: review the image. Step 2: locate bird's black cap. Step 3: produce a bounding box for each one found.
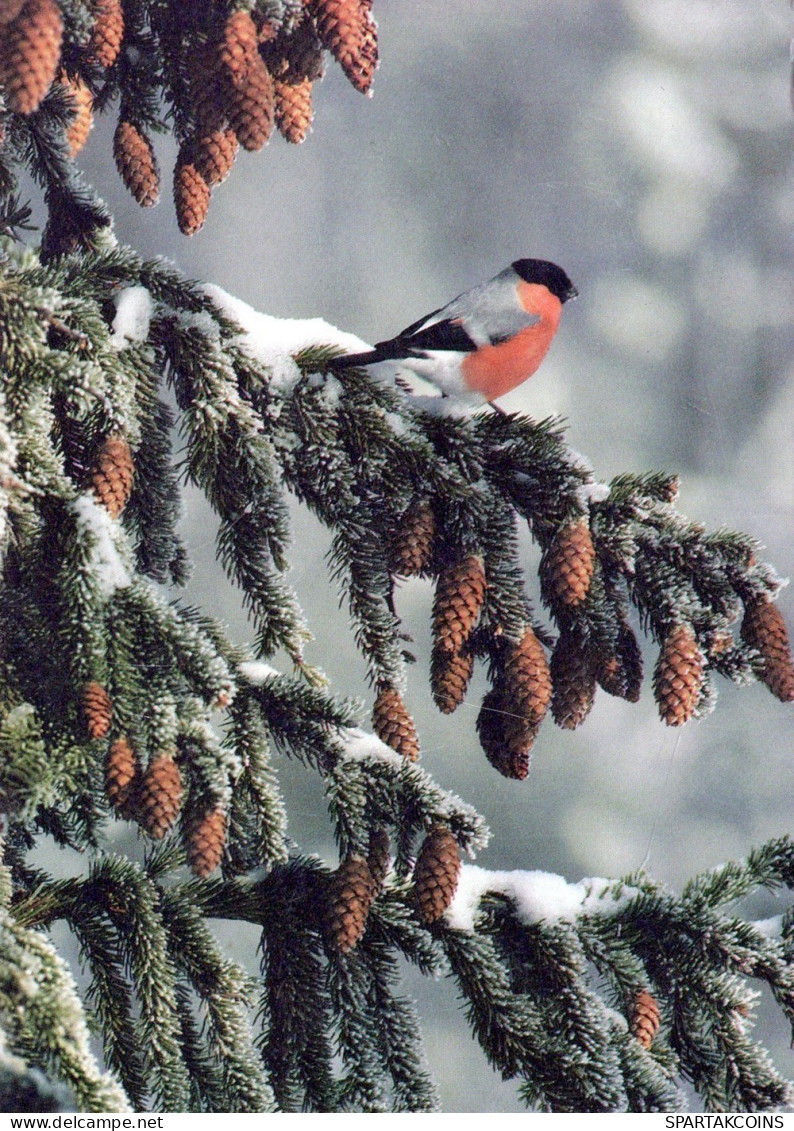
[512,258,578,303]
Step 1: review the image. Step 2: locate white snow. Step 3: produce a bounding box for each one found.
[752,915,783,940]
[445,864,636,932]
[238,660,282,685]
[338,726,404,769]
[110,286,152,348]
[72,494,131,597]
[576,481,611,506]
[203,284,372,393]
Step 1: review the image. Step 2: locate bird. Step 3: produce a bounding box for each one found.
[328,258,577,403]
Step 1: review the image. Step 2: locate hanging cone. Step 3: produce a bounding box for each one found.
[413,825,460,925]
[218,7,259,87]
[310,0,378,94]
[174,152,211,236]
[367,826,391,894]
[104,736,139,817]
[432,554,486,655]
[82,680,112,739]
[390,497,436,577]
[503,625,552,738]
[653,623,704,726]
[431,644,474,715]
[740,598,794,703]
[189,41,226,134]
[59,71,93,157]
[0,0,63,115]
[113,120,160,207]
[137,754,183,839]
[194,127,239,187]
[0,0,27,25]
[543,517,596,608]
[550,635,596,729]
[186,805,228,877]
[630,989,661,1049]
[372,684,420,761]
[226,52,274,151]
[323,852,376,954]
[476,685,536,780]
[85,0,124,68]
[91,433,134,518]
[596,621,643,703]
[274,75,313,143]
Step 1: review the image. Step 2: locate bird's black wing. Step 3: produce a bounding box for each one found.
[328,317,477,369]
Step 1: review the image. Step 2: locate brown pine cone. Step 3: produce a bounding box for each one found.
[310,0,378,95]
[390,497,435,577]
[58,71,93,157]
[0,0,27,25]
[104,736,139,816]
[194,127,239,187]
[174,152,211,236]
[372,683,420,761]
[137,754,183,839]
[323,852,376,954]
[543,517,596,608]
[741,598,794,703]
[630,989,661,1049]
[0,0,63,115]
[503,625,552,738]
[218,7,259,87]
[82,680,112,739]
[476,685,536,780]
[226,52,275,152]
[91,433,134,519]
[367,826,390,894]
[185,804,228,877]
[113,120,160,207]
[85,0,124,69]
[413,825,460,925]
[596,621,643,703]
[274,75,313,143]
[189,41,226,134]
[432,554,486,655]
[550,635,596,729]
[431,644,474,715]
[653,623,704,726]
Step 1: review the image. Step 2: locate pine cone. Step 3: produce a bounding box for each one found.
[431,644,474,715]
[543,517,595,608]
[367,826,390,894]
[137,755,183,839]
[186,805,228,877]
[113,120,160,207]
[432,554,486,655]
[174,153,211,236]
[413,825,460,925]
[476,685,536,780]
[390,497,435,577]
[226,52,274,151]
[218,7,259,87]
[323,852,376,954]
[189,41,226,133]
[91,433,134,519]
[58,71,93,157]
[741,598,794,703]
[596,621,643,703]
[104,736,139,816]
[653,623,704,726]
[0,0,26,25]
[194,127,239,187]
[85,0,124,69]
[550,635,596,729]
[274,75,313,143]
[372,683,420,761]
[630,989,661,1049]
[0,0,63,115]
[310,0,378,95]
[503,625,552,738]
[82,680,112,739]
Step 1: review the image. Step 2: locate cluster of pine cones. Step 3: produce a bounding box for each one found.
[81,433,227,877]
[323,824,461,954]
[0,0,378,235]
[372,497,794,781]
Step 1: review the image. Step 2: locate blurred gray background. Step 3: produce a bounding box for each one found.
[49,0,794,1111]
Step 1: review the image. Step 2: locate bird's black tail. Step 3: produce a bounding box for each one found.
[326,349,382,369]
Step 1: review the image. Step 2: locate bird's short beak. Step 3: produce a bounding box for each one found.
[566,284,579,302]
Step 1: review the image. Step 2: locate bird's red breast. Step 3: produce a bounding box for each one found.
[460,282,563,401]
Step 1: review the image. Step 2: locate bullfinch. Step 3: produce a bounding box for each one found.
[329,258,577,403]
